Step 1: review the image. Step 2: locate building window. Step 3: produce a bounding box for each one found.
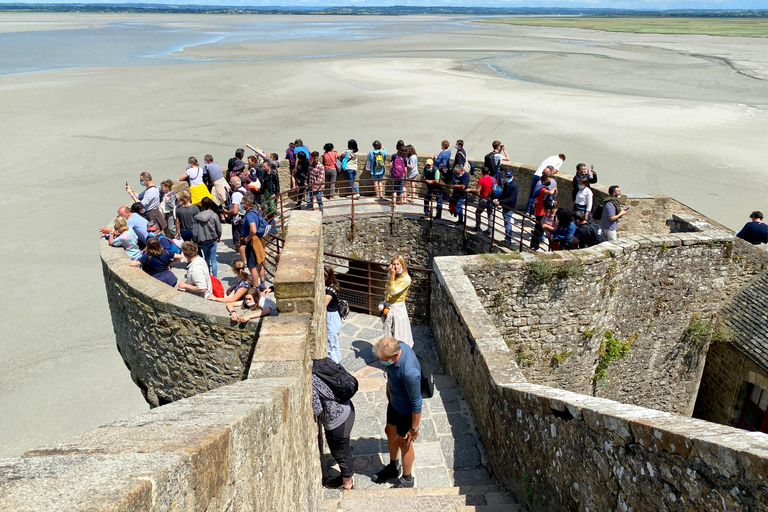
[738,383,768,433]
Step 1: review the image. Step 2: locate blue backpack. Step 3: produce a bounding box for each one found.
[489,177,502,200]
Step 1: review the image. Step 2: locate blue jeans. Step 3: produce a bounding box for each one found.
[327,310,342,363]
[346,169,359,195]
[424,186,443,216]
[199,240,218,277]
[503,210,515,243]
[393,180,403,193]
[309,190,323,211]
[455,197,466,223]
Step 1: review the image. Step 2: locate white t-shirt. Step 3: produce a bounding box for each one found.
[574,187,593,213]
[186,257,212,298]
[187,166,204,186]
[535,155,564,177]
[407,155,419,179]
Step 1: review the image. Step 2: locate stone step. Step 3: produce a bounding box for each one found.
[455,506,528,512]
[327,486,522,512]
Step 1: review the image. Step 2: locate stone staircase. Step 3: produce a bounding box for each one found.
[319,313,527,512]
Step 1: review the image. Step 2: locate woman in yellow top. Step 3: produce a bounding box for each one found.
[382,255,414,348]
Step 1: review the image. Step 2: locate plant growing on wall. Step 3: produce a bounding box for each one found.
[550,350,572,368]
[526,260,554,285]
[683,312,733,345]
[592,331,636,384]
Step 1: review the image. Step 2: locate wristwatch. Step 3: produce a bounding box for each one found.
[411,427,420,433]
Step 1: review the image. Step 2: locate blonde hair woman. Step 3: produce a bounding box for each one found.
[381,254,414,348]
[108,216,141,260]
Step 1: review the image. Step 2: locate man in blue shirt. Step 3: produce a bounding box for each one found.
[736,211,768,245]
[239,192,268,290]
[121,205,148,246]
[451,164,471,225]
[373,336,422,489]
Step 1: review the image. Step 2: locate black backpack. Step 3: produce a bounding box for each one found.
[416,353,435,398]
[338,299,350,320]
[312,358,358,402]
[483,151,496,173]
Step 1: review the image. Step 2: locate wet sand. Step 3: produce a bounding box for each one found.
[1,13,767,457]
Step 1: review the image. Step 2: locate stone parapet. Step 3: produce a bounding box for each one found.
[99,236,260,407]
[431,251,768,511]
[0,214,325,512]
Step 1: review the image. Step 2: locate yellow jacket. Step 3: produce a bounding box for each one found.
[386,273,411,304]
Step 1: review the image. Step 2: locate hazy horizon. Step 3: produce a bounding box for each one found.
[3,1,768,11]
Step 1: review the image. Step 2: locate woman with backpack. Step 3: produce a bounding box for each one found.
[366,140,389,200]
[325,267,343,363]
[323,143,340,200]
[381,255,414,348]
[312,362,355,490]
[390,147,408,205]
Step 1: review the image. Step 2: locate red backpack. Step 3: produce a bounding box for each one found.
[210,276,225,298]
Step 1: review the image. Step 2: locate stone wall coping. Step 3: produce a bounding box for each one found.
[434,252,768,477]
[99,237,257,331]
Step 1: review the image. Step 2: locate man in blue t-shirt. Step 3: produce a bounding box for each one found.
[372,336,422,489]
[451,164,471,224]
[239,192,268,290]
[736,211,768,245]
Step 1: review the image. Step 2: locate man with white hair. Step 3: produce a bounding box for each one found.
[372,336,422,489]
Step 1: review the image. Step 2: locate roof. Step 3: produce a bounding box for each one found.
[722,271,768,374]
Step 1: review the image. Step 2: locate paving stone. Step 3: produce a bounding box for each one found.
[413,466,452,488]
[450,468,497,487]
[351,417,383,438]
[358,328,385,343]
[414,419,438,443]
[441,434,482,469]
[433,412,472,436]
[341,352,369,372]
[351,437,382,456]
[413,442,446,468]
[340,322,362,337]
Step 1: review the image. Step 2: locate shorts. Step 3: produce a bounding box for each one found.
[245,237,266,269]
[371,173,384,181]
[386,403,413,438]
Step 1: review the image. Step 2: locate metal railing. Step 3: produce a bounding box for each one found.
[268,177,549,253]
[323,251,432,324]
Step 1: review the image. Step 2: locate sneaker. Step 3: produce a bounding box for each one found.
[353,194,361,199]
[391,475,415,488]
[372,461,400,483]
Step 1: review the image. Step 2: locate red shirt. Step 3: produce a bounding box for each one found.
[477,175,494,199]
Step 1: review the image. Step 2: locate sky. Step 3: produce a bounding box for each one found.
[3,0,768,9]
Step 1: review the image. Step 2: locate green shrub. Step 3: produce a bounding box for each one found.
[592,331,634,383]
[555,260,584,279]
[527,260,554,285]
[551,350,572,368]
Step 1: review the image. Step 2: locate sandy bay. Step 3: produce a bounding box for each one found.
[0,13,766,456]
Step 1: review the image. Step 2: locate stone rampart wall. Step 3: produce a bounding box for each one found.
[0,213,326,512]
[99,237,260,407]
[461,233,766,416]
[431,255,768,511]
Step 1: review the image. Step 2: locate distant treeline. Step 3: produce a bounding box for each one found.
[2,3,767,17]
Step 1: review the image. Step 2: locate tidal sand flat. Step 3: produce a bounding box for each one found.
[1,13,766,456]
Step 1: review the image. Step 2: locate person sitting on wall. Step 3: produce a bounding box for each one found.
[126,172,168,232]
[736,211,768,245]
[129,236,177,287]
[178,241,212,298]
[146,220,181,260]
[571,211,602,249]
[99,205,148,248]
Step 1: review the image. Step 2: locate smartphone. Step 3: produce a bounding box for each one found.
[125,181,128,187]
[624,206,631,211]
[589,165,594,171]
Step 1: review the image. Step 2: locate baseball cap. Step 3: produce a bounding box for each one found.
[505,170,514,178]
[426,158,434,166]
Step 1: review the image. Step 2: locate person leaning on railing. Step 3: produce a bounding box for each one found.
[449,164,470,225]
[381,255,414,348]
[493,169,519,245]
